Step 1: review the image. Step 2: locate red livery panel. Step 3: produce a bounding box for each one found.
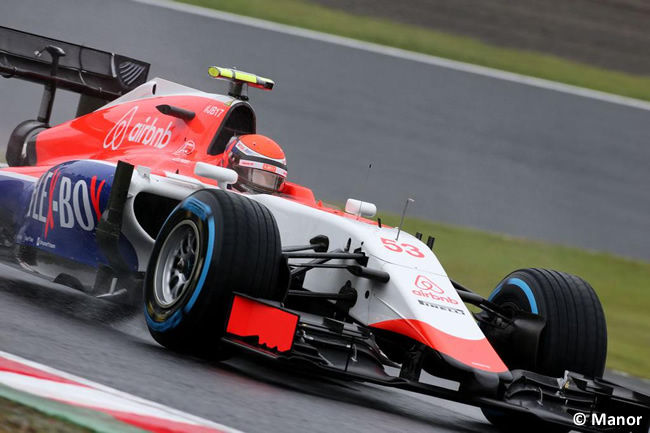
[226,295,299,353]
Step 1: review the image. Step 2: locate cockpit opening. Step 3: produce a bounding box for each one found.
[207,103,256,155]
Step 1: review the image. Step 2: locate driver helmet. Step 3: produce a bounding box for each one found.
[222,134,287,194]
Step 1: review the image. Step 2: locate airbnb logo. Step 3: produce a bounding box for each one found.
[103,105,173,151]
[414,275,444,294]
[412,275,458,305]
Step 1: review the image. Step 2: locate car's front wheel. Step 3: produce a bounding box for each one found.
[143,189,286,358]
[481,268,607,432]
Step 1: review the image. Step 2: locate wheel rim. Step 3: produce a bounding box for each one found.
[153,220,200,308]
[501,301,524,312]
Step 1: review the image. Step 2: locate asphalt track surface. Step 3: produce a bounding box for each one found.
[1,264,648,433]
[1,1,650,432]
[0,264,499,433]
[1,0,650,261]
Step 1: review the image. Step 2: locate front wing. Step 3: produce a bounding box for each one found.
[222,294,650,433]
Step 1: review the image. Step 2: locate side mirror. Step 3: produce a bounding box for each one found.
[194,162,238,189]
[345,198,377,218]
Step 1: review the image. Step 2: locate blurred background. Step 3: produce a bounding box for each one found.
[306,0,650,74]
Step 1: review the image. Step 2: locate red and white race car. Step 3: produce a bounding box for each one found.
[0,26,648,433]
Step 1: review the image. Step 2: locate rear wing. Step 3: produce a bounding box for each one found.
[0,26,150,117]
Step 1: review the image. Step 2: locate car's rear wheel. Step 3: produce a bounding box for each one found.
[481,268,607,432]
[144,189,286,358]
[6,120,47,166]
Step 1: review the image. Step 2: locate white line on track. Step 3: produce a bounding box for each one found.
[0,350,242,433]
[133,0,650,112]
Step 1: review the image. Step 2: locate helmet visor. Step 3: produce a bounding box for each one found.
[234,164,285,193]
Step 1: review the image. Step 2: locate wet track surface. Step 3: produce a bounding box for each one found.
[0,265,498,433]
[1,265,648,432]
[1,0,650,260]
[1,1,650,432]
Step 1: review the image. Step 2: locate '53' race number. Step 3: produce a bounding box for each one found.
[380,238,425,258]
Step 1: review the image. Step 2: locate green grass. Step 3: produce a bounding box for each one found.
[0,397,92,433]
[178,0,650,101]
[378,213,650,378]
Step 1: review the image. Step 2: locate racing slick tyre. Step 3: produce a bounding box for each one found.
[6,120,47,166]
[144,189,285,358]
[481,268,607,432]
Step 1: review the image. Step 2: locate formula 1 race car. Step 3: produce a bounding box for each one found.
[1,27,648,433]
